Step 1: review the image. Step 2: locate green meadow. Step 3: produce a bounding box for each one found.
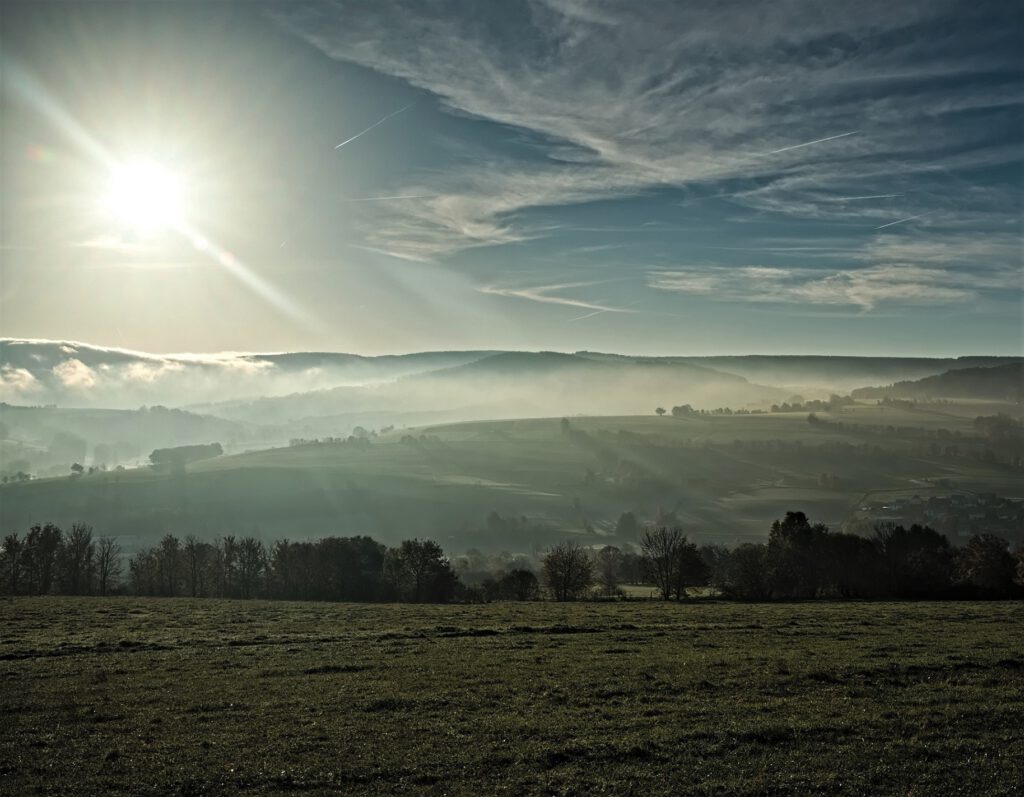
[2,597,1022,795]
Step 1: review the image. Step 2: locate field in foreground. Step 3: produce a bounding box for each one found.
[1,599,1022,796]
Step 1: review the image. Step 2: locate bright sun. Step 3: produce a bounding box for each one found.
[104,160,185,233]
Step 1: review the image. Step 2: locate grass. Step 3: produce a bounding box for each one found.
[1,597,1022,795]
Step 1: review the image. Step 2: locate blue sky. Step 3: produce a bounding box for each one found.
[0,0,1021,355]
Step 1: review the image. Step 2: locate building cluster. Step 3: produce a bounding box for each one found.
[858,493,1024,545]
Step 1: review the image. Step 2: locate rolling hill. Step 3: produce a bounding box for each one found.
[3,407,1019,553]
[852,363,1024,403]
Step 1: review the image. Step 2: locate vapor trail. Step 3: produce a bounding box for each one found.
[342,195,434,201]
[874,212,932,230]
[334,103,414,149]
[768,130,859,155]
[567,308,610,322]
[567,299,640,322]
[827,194,903,201]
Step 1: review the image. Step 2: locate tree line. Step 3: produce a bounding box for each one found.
[2,511,1021,602]
[1,524,122,597]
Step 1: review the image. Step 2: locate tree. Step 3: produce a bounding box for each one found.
[24,523,62,595]
[385,539,459,602]
[671,538,708,599]
[215,536,238,597]
[542,542,593,601]
[873,523,952,598]
[149,443,223,472]
[57,522,95,595]
[655,407,666,416]
[70,462,84,477]
[236,536,266,598]
[640,527,684,600]
[720,543,771,601]
[95,536,122,596]
[156,534,181,596]
[596,545,622,596]
[183,535,211,597]
[499,569,539,601]
[958,534,1017,596]
[1,533,23,595]
[129,549,160,595]
[766,512,831,599]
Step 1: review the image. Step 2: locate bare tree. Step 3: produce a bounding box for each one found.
[184,535,213,597]
[58,523,95,595]
[157,534,181,596]
[641,527,684,600]
[236,537,266,599]
[542,542,593,601]
[96,536,122,596]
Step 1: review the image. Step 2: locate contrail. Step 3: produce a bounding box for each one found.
[826,194,903,201]
[567,299,640,323]
[342,195,434,201]
[768,130,859,155]
[334,103,413,149]
[567,308,610,323]
[874,212,932,230]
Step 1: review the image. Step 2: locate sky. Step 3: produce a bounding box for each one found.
[0,0,1021,357]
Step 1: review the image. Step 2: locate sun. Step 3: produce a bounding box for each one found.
[104,160,185,233]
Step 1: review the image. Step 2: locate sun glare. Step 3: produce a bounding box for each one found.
[104,160,184,232]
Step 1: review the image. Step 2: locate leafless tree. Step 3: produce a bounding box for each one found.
[542,542,593,601]
[96,536,122,596]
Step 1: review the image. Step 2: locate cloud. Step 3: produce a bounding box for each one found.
[0,366,41,398]
[275,0,1022,260]
[52,358,99,389]
[647,261,1012,310]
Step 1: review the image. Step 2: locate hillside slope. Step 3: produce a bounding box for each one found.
[853,363,1024,402]
[3,409,1019,552]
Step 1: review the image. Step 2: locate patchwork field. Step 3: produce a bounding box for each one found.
[1,598,1022,795]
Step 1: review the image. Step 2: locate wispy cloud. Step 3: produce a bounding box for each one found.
[276,0,1021,262]
[648,260,1017,311]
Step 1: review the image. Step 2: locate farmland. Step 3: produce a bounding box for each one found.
[1,403,1020,553]
[1,597,1022,795]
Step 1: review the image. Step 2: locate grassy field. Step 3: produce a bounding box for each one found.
[1,598,1022,795]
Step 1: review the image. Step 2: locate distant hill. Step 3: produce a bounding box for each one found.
[4,339,1019,427]
[0,339,493,409]
[0,403,246,477]
[2,410,1019,553]
[196,351,784,431]
[670,355,1021,392]
[852,363,1024,403]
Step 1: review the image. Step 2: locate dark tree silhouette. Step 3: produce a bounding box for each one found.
[499,568,540,601]
[385,539,458,602]
[1,533,23,595]
[958,533,1017,596]
[57,523,94,595]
